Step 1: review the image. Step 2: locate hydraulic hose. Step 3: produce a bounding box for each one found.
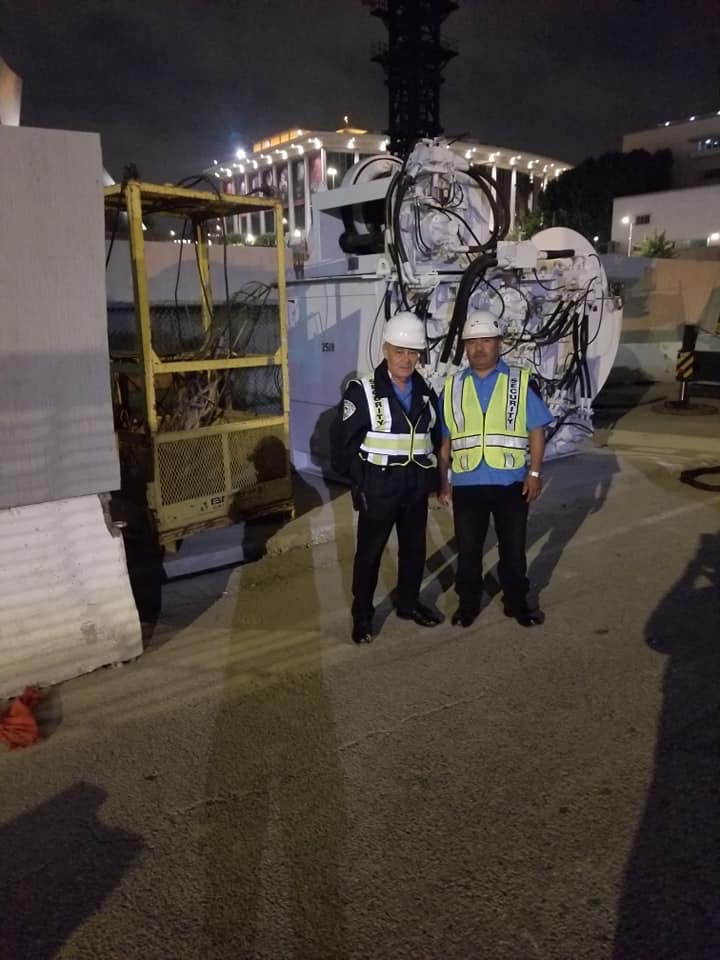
[440,253,498,366]
[680,466,720,491]
[464,167,510,247]
[579,310,592,399]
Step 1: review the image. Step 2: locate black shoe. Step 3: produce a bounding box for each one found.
[352,622,374,644]
[504,607,545,627]
[451,608,477,628]
[396,602,442,628]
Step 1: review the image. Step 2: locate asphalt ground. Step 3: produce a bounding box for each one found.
[2,397,720,960]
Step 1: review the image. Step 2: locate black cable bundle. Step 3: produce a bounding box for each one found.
[440,253,498,367]
[462,166,510,250]
[385,144,511,318]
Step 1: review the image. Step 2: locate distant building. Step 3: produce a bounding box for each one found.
[612,109,720,255]
[623,111,720,189]
[205,124,571,243]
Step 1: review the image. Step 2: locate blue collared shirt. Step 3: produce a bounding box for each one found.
[439,360,553,486]
[391,378,413,414]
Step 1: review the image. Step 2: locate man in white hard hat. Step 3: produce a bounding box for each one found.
[333,311,443,644]
[438,309,553,627]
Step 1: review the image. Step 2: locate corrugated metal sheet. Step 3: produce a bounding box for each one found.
[0,126,120,509]
[0,495,142,699]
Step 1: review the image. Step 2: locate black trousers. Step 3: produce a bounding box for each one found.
[352,492,428,624]
[452,482,530,615]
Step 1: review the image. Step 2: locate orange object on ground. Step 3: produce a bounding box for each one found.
[0,687,43,749]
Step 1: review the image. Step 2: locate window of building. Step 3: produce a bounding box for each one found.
[308,151,323,193]
[494,166,511,193]
[696,135,720,153]
[292,159,305,203]
[515,172,532,219]
[276,164,289,204]
[493,167,512,212]
[635,214,651,225]
[261,167,275,195]
[326,151,354,183]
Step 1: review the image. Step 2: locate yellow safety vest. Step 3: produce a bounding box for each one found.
[358,377,436,468]
[444,367,529,472]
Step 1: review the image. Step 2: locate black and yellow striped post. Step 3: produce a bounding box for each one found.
[675,324,698,405]
[675,351,694,380]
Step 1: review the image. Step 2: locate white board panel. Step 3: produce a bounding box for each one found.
[0,495,142,699]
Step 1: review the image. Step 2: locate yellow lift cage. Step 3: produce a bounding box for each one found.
[105,180,293,549]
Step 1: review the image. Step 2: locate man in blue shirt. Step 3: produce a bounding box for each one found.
[438,310,553,628]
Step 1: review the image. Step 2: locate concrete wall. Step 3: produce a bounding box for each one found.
[611,185,720,251]
[602,254,720,382]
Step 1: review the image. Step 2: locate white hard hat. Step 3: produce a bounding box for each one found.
[383,312,426,351]
[462,309,503,340]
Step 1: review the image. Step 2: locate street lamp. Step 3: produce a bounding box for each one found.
[327,166,338,189]
[621,215,634,256]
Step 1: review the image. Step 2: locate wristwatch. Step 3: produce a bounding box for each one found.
[528,470,542,479]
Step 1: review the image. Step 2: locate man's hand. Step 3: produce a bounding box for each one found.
[438,483,452,507]
[525,428,546,504]
[522,474,542,503]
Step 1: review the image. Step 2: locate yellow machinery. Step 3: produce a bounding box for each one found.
[105,180,293,549]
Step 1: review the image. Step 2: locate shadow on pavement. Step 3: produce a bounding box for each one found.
[592,380,665,431]
[422,450,620,615]
[525,451,620,601]
[420,380,665,611]
[138,467,338,649]
[613,530,720,959]
[0,782,143,960]
[200,504,350,957]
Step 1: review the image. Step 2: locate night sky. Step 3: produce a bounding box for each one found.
[2,0,718,181]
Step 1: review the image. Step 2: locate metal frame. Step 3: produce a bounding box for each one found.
[105,181,293,547]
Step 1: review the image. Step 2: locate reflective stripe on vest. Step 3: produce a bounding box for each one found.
[450,433,528,451]
[360,431,433,457]
[358,376,435,467]
[444,367,529,472]
[505,366,522,433]
[360,377,392,432]
[451,371,465,433]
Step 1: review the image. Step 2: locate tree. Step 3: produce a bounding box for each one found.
[507,208,545,240]
[538,149,673,244]
[636,230,675,258]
